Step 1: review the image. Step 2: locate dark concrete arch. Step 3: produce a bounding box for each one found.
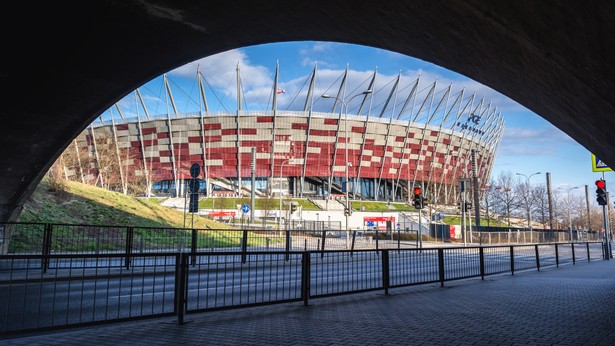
[1,1,613,221]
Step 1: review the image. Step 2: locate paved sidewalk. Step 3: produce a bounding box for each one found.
[2,260,615,345]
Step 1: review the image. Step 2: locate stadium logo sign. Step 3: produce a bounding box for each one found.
[457,113,485,135]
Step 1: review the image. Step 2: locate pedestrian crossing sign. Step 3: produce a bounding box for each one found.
[591,153,612,172]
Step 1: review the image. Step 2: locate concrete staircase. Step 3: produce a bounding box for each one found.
[311,198,345,211]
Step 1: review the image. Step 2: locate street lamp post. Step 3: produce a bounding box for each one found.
[278,158,291,230]
[558,186,579,241]
[516,172,541,231]
[322,90,372,248]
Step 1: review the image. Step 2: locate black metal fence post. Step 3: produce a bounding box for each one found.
[572,243,576,265]
[191,229,197,266]
[41,223,52,272]
[382,250,390,295]
[555,243,559,267]
[479,247,485,280]
[350,231,356,257]
[510,246,515,275]
[301,251,311,306]
[586,242,591,262]
[535,244,540,271]
[438,248,445,287]
[175,253,188,325]
[321,230,326,258]
[285,230,290,261]
[125,227,133,269]
[375,230,379,251]
[241,229,248,264]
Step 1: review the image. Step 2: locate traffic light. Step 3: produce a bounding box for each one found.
[463,202,472,211]
[596,179,607,206]
[413,187,423,209]
[461,202,472,212]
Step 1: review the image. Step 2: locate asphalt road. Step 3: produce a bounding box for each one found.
[0,243,602,334]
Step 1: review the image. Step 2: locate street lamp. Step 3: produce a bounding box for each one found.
[516,172,541,231]
[278,158,291,230]
[322,89,373,248]
[558,186,579,241]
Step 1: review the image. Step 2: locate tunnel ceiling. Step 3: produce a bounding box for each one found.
[0,0,613,221]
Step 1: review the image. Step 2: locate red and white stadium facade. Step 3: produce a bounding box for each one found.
[64,65,504,204]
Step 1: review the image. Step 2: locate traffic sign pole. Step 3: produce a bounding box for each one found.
[418,208,423,249]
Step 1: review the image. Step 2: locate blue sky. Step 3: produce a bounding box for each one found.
[105,41,613,198]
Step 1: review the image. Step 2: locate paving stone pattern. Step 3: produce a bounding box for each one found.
[2,261,615,345]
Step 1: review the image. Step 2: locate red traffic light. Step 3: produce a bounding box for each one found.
[413,187,422,195]
[596,180,606,189]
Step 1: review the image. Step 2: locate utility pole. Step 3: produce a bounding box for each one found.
[471,149,481,233]
[250,147,256,224]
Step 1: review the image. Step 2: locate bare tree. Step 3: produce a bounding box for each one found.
[532,185,549,229]
[551,192,566,230]
[480,179,498,227]
[491,171,517,227]
[555,188,577,232]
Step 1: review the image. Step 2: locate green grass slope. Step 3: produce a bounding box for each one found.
[18,179,232,229]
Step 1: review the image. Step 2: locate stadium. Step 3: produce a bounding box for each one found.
[61,63,504,206]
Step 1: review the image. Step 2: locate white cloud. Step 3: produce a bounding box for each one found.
[170,49,273,98]
[497,127,576,156]
[298,42,335,67]
[136,46,525,123]
[312,42,334,52]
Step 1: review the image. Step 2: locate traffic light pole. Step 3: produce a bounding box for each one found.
[595,178,611,259]
[471,149,481,235]
[602,203,611,260]
[607,189,612,260]
[418,208,423,249]
[462,190,467,247]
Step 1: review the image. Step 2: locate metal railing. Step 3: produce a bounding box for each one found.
[0,241,606,335]
[470,229,601,244]
[0,222,421,258]
[3,222,602,256]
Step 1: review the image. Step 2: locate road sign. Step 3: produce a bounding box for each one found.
[190,163,201,178]
[591,153,612,172]
[459,178,471,192]
[189,178,200,193]
[366,221,374,227]
[241,204,250,213]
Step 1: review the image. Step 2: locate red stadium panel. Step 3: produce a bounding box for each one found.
[203,123,222,130]
[257,116,273,123]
